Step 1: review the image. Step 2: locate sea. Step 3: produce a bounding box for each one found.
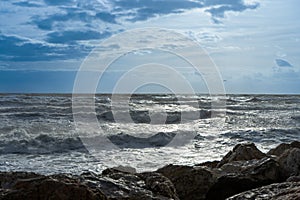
[0,94,299,175]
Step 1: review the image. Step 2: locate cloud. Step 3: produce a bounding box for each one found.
[46,30,111,44]
[31,0,260,31]
[275,59,293,67]
[43,0,75,6]
[32,10,117,31]
[0,0,261,64]
[204,0,259,23]
[113,0,202,22]
[13,1,42,7]
[0,33,87,61]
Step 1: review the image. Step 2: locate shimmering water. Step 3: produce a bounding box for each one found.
[0,94,299,174]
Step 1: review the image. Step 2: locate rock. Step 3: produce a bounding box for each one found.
[195,160,219,168]
[112,165,137,174]
[0,170,179,200]
[268,141,300,156]
[217,143,266,167]
[287,176,300,182]
[0,172,106,200]
[86,170,178,200]
[0,171,40,189]
[206,158,283,200]
[139,172,179,200]
[219,158,283,180]
[277,148,300,179]
[157,164,214,200]
[2,142,300,200]
[227,181,300,200]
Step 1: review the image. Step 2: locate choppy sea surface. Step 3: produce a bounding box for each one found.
[0,94,299,174]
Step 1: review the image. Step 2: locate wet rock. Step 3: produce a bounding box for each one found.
[268,141,300,156]
[195,160,219,168]
[206,158,283,200]
[157,164,214,200]
[219,157,282,180]
[139,172,179,200]
[227,181,300,200]
[0,172,106,200]
[217,143,266,167]
[0,172,40,189]
[86,170,179,200]
[287,176,300,182]
[277,148,300,179]
[1,142,300,200]
[0,170,178,200]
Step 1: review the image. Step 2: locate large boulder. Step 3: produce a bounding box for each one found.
[268,141,300,156]
[217,143,266,167]
[277,148,300,179]
[86,170,179,200]
[206,158,283,200]
[0,170,179,200]
[227,181,300,200]
[0,172,106,200]
[139,172,179,200]
[157,164,214,200]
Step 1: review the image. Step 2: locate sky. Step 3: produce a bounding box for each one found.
[0,0,299,94]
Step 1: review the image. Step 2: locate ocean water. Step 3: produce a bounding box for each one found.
[0,94,299,174]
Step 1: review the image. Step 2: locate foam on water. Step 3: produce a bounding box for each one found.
[0,94,299,174]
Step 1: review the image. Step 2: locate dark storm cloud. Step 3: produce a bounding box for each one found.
[46,30,111,44]
[13,1,42,7]
[43,0,75,6]
[113,0,202,22]
[0,33,87,61]
[275,59,293,67]
[32,0,260,31]
[1,0,260,62]
[204,0,259,23]
[32,10,117,31]
[111,0,259,23]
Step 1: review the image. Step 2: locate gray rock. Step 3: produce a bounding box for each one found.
[227,181,300,200]
[87,170,179,200]
[0,170,179,200]
[139,172,179,200]
[0,172,106,200]
[268,141,300,156]
[277,148,300,179]
[157,164,214,200]
[206,158,283,200]
[217,143,266,167]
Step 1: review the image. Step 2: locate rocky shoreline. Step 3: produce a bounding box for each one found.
[0,141,299,200]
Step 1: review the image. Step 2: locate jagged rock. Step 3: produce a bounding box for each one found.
[227,181,300,200]
[113,165,137,174]
[0,170,179,200]
[139,172,179,200]
[217,143,266,167]
[277,148,300,179]
[206,158,283,200]
[268,141,300,156]
[86,170,178,200]
[157,164,214,200]
[195,160,219,168]
[0,172,106,200]
[218,157,283,180]
[0,172,40,189]
[287,176,300,182]
[1,142,300,200]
